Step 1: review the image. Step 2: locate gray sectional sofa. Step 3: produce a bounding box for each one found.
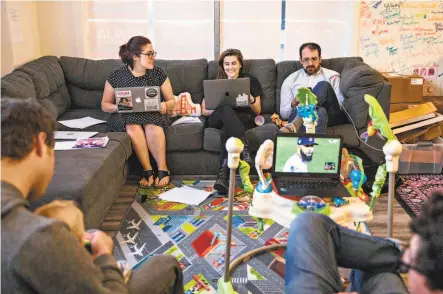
[1,55,390,229]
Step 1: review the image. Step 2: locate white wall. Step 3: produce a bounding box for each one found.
[36,1,89,58]
[1,2,14,76]
[1,1,41,76]
[1,0,89,76]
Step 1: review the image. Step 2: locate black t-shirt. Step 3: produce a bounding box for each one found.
[234,72,263,116]
[240,72,263,99]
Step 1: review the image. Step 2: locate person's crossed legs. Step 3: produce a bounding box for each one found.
[284,81,346,134]
[285,212,408,294]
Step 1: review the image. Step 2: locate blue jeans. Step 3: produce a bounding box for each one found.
[288,81,346,133]
[285,212,408,294]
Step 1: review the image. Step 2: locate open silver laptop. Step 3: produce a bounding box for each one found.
[272,133,351,198]
[203,78,250,110]
[115,86,161,113]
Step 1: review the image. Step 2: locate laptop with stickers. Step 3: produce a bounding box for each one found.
[115,86,161,113]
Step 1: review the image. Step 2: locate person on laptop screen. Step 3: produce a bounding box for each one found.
[282,137,317,173]
[201,49,263,194]
[101,36,175,188]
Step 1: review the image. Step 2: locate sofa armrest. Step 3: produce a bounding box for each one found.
[340,60,385,130]
[377,82,391,121]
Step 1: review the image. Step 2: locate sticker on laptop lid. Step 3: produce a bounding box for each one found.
[236,93,249,107]
[411,78,423,85]
[144,87,160,111]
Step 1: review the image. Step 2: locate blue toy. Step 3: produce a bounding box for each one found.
[350,169,367,192]
[332,197,349,207]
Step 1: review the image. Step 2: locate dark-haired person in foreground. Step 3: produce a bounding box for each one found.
[280,42,347,133]
[102,36,175,188]
[1,98,184,294]
[286,192,443,294]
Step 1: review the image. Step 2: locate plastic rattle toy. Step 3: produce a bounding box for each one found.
[361,94,402,238]
[296,87,318,134]
[217,138,285,294]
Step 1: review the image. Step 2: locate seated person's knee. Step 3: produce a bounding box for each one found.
[290,211,327,232]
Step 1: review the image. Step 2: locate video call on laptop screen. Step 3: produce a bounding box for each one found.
[274,136,341,174]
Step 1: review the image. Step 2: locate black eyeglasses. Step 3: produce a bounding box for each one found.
[140,51,157,58]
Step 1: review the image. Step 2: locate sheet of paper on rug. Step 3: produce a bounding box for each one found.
[54,131,98,140]
[158,187,212,205]
[171,116,202,126]
[54,141,76,150]
[58,116,107,129]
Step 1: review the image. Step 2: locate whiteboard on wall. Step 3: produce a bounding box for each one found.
[359,0,443,96]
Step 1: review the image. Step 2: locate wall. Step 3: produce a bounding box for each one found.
[359,0,443,96]
[1,1,41,76]
[1,3,14,76]
[1,1,89,77]
[36,1,89,58]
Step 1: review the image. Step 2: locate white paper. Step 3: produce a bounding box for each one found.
[54,141,76,150]
[58,117,106,129]
[171,116,202,126]
[54,131,98,140]
[158,187,212,206]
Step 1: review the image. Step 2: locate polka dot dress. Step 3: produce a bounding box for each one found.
[106,65,170,132]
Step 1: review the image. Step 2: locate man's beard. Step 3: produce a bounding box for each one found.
[300,149,313,162]
[304,65,320,76]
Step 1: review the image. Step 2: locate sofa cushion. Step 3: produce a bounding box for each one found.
[1,71,36,99]
[245,123,279,151]
[15,56,71,118]
[208,59,276,114]
[29,132,132,229]
[340,59,384,130]
[165,118,204,152]
[275,57,363,114]
[326,124,359,147]
[154,59,208,104]
[203,127,222,153]
[57,109,111,132]
[59,57,123,109]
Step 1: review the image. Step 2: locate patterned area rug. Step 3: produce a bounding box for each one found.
[113,180,289,294]
[395,174,443,217]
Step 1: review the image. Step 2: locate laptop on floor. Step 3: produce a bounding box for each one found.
[203,78,250,110]
[272,133,351,198]
[115,86,161,113]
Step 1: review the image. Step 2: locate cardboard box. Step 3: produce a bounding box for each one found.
[390,103,420,113]
[382,72,424,103]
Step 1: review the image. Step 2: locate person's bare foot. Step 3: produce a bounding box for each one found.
[155,170,170,188]
[140,170,155,188]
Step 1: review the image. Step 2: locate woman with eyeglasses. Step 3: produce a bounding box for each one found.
[201,49,262,194]
[102,36,175,188]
